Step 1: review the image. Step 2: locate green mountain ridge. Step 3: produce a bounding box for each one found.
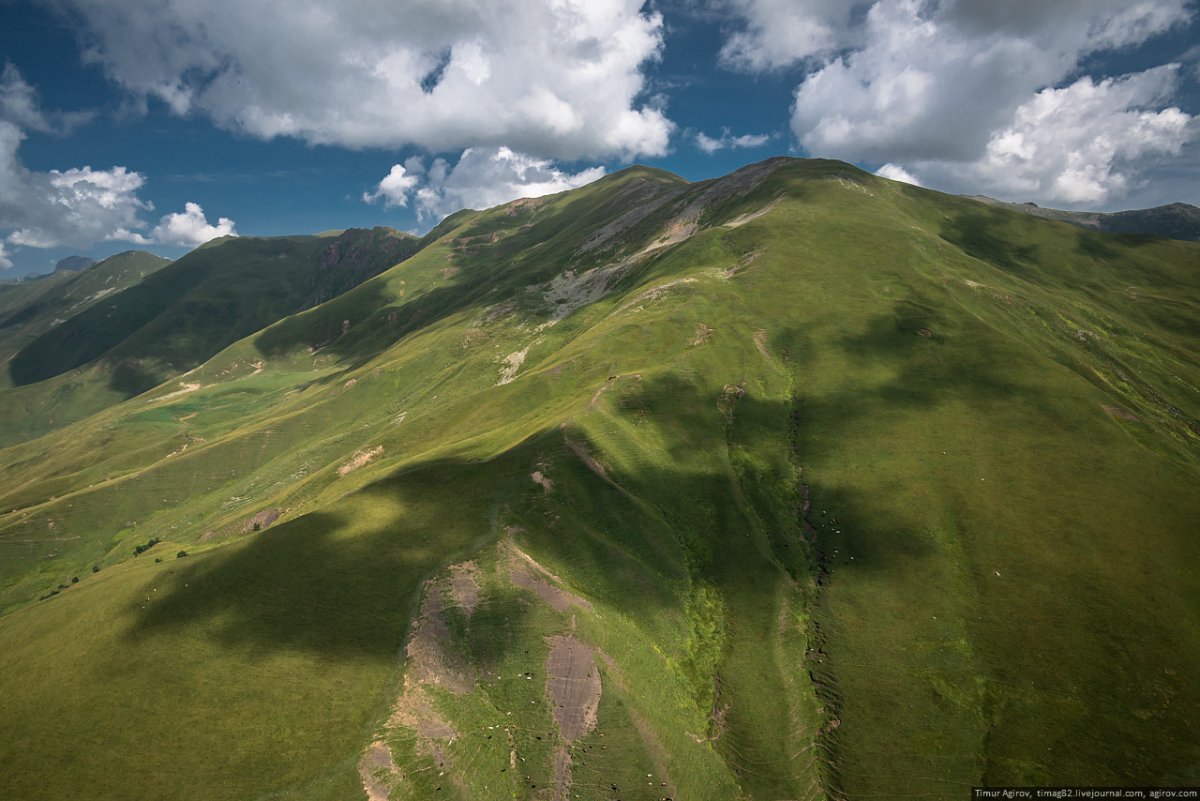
[0,227,421,446]
[0,157,1197,801]
[0,251,172,368]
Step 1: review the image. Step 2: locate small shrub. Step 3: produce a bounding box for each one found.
[71,576,79,584]
[91,565,100,573]
[154,557,162,563]
[176,550,188,559]
[133,537,161,556]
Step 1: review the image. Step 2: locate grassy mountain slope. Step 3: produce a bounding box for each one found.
[0,250,172,379]
[0,158,1197,800]
[0,227,420,446]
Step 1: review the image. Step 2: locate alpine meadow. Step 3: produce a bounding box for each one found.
[0,157,1198,800]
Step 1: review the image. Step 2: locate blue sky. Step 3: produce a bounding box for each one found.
[1,0,1198,276]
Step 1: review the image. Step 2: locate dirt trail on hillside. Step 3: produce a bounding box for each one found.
[551,744,573,801]
[563,433,608,480]
[504,540,593,613]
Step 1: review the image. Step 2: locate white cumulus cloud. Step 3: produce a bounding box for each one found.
[1,117,237,251]
[716,0,1197,207]
[145,202,238,246]
[717,0,857,72]
[46,0,673,160]
[370,146,605,223]
[362,164,420,208]
[1,120,152,249]
[695,129,772,154]
[0,63,92,134]
[904,67,1195,206]
[875,163,921,185]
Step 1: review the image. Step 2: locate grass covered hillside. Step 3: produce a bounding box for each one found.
[0,157,1197,801]
[0,250,172,372]
[0,227,421,446]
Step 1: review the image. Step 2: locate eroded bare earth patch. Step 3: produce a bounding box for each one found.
[1103,404,1141,422]
[504,540,593,614]
[449,561,481,619]
[546,635,602,742]
[357,740,400,801]
[724,196,783,228]
[338,445,383,476]
[551,744,573,801]
[405,578,475,694]
[389,680,458,739]
[562,431,608,480]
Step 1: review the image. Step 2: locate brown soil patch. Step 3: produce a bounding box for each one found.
[690,322,712,346]
[1103,404,1141,423]
[723,195,782,228]
[405,579,475,694]
[389,679,458,739]
[157,382,202,401]
[241,508,281,533]
[551,744,573,801]
[546,635,602,742]
[506,196,546,215]
[357,740,399,801]
[641,216,698,255]
[530,470,555,492]
[618,278,697,312]
[510,562,589,613]
[503,540,593,614]
[499,344,533,385]
[338,445,383,476]
[449,561,481,619]
[440,266,460,280]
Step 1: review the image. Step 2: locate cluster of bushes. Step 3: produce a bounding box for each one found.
[133,537,161,556]
[38,577,78,601]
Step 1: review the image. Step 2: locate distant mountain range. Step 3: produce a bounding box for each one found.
[0,157,1196,801]
[971,195,1200,241]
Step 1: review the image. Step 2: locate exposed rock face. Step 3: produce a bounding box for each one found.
[308,227,421,306]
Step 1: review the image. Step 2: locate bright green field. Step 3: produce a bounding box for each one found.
[0,158,1197,800]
